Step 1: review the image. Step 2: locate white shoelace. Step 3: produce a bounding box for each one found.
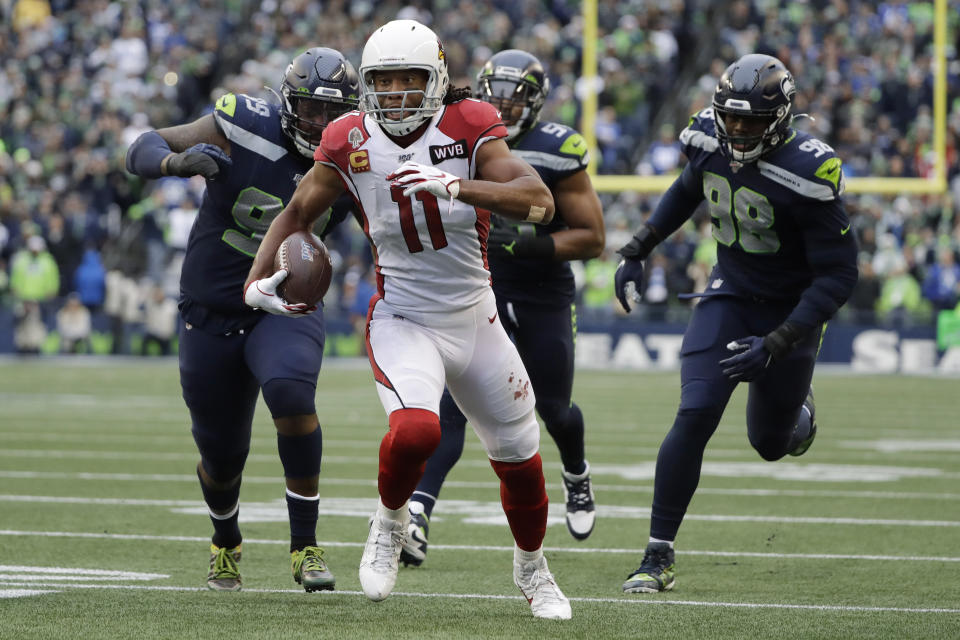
[519,563,563,603]
[370,523,404,571]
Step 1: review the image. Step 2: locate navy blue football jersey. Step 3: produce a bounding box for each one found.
[179,92,350,333]
[678,108,853,309]
[488,121,590,305]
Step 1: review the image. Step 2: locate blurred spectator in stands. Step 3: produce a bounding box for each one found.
[10,235,59,312]
[636,124,682,176]
[659,222,697,295]
[0,258,9,309]
[642,254,670,321]
[686,220,718,300]
[12,0,50,32]
[124,190,168,284]
[103,270,141,355]
[46,212,84,297]
[13,301,46,354]
[847,254,882,324]
[56,292,92,354]
[581,249,619,317]
[140,284,177,356]
[595,106,624,171]
[922,247,960,311]
[10,235,59,354]
[73,247,106,313]
[857,224,878,257]
[872,233,902,278]
[876,258,929,326]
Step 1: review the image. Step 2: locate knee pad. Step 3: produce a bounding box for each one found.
[261,378,316,419]
[277,427,323,478]
[385,408,442,464]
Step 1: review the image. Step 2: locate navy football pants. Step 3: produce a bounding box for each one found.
[650,295,821,541]
[179,310,325,480]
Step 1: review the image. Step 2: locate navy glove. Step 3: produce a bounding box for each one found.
[719,336,772,381]
[614,225,661,313]
[487,226,555,259]
[614,257,645,312]
[166,143,232,180]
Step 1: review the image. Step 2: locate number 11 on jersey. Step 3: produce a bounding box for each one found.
[390,186,449,253]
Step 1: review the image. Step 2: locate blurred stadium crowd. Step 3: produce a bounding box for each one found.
[1,0,959,353]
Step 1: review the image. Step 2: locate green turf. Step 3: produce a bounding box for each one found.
[0,358,957,639]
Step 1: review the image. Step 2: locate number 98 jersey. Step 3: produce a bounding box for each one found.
[679,108,851,302]
[179,92,346,333]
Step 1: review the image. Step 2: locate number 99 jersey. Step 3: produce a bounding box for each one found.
[680,108,852,303]
[179,92,347,333]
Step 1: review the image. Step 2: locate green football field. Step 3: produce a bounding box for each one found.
[0,358,957,639]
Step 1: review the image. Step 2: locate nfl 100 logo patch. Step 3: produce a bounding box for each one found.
[300,240,318,262]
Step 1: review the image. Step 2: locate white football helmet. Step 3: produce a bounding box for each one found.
[359,19,449,136]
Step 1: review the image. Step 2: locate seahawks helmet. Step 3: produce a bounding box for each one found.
[475,49,549,141]
[712,54,795,163]
[279,47,360,158]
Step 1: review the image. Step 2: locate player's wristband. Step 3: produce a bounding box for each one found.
[762,321,809,361]
[514,234,555,260]
[126,131,173,179]
[618,224,661,260]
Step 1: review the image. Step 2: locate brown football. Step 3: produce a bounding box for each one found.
[273,231,333,306]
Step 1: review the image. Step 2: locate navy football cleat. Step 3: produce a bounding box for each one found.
[789,387,817,456]
[622,542,676,593]
[561,463,596,540]
[400,511,429,567]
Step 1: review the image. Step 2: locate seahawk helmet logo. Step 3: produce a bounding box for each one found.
[780,74,796,101]
[348,126,364,149]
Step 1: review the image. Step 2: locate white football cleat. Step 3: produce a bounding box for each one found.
[561,462,596,540]
[513,547,571,620]
[358,511,408,602]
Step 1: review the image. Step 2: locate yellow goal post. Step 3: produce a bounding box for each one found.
[579,0,949,195]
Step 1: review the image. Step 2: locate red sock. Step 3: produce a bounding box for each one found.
[490,453,548,551]
[378,408,442,509]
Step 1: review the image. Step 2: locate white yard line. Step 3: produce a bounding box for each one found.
[3,481,959,501]
[3,467,960,488]
[0,580,955,614]
[3,494,959,528]
[0,529,957,563]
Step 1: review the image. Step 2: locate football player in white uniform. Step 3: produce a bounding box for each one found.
[243,20,571,620]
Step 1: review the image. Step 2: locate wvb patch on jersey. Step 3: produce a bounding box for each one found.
[429,139,468,164]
